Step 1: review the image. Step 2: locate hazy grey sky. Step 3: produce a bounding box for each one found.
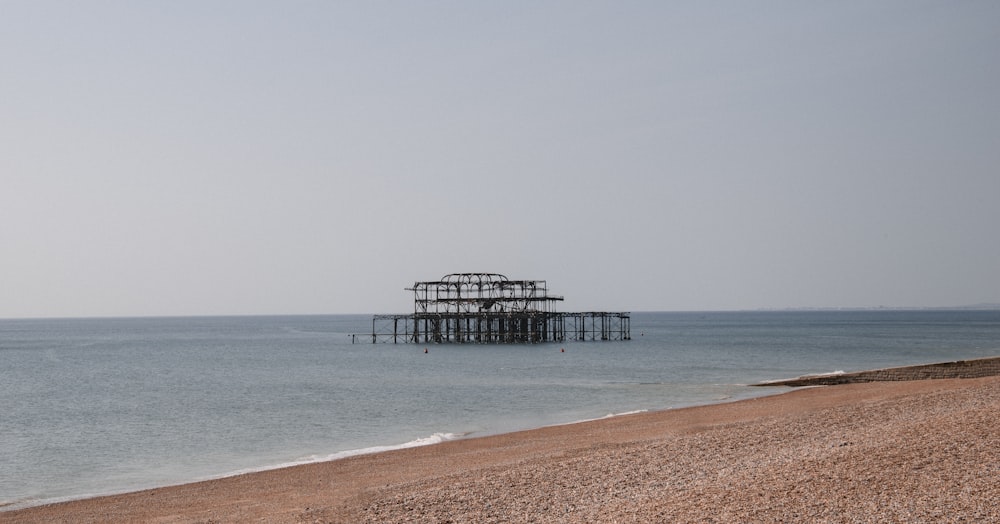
[2,1,998,318]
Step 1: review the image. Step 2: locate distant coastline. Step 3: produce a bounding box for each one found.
[748,304,1000,312]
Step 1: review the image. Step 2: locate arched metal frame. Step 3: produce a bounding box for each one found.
[409,273,563,315]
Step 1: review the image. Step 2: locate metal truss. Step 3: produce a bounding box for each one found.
[356,273,629,344]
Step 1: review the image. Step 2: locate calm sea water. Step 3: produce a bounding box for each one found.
[3,310,999,509]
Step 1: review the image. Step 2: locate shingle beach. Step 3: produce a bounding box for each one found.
[5,373,998,523]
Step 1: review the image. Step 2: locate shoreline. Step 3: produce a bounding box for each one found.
[1,389,786,514]
[1,392,788,515]
[755,355,1000,386]
[5,373,999,522]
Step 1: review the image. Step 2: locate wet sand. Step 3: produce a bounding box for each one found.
[5,376,999,523]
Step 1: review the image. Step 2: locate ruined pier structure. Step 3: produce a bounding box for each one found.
[364,273,630,344]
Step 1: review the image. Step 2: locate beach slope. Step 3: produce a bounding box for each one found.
[5,376,999,523]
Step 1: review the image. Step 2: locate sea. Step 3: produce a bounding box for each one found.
[3,310,1000,510]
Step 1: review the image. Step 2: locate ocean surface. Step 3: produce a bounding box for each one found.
[3,310,1000,510]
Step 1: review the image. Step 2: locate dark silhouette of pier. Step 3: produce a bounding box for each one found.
[356,273,630,344]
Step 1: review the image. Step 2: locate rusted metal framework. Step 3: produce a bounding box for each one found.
[357,273,630,344]
[411,273,563,315]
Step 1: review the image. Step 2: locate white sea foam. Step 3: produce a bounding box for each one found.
[546,409,649,427]
[301,432,467,463]
[758,369,847,384]
[214,432,467,479]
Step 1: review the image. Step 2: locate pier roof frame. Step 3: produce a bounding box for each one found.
[407,273,564,315]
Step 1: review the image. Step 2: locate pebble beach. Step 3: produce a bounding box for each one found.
[4,373,998,523]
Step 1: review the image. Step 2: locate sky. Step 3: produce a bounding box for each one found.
[2,1,999,318]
